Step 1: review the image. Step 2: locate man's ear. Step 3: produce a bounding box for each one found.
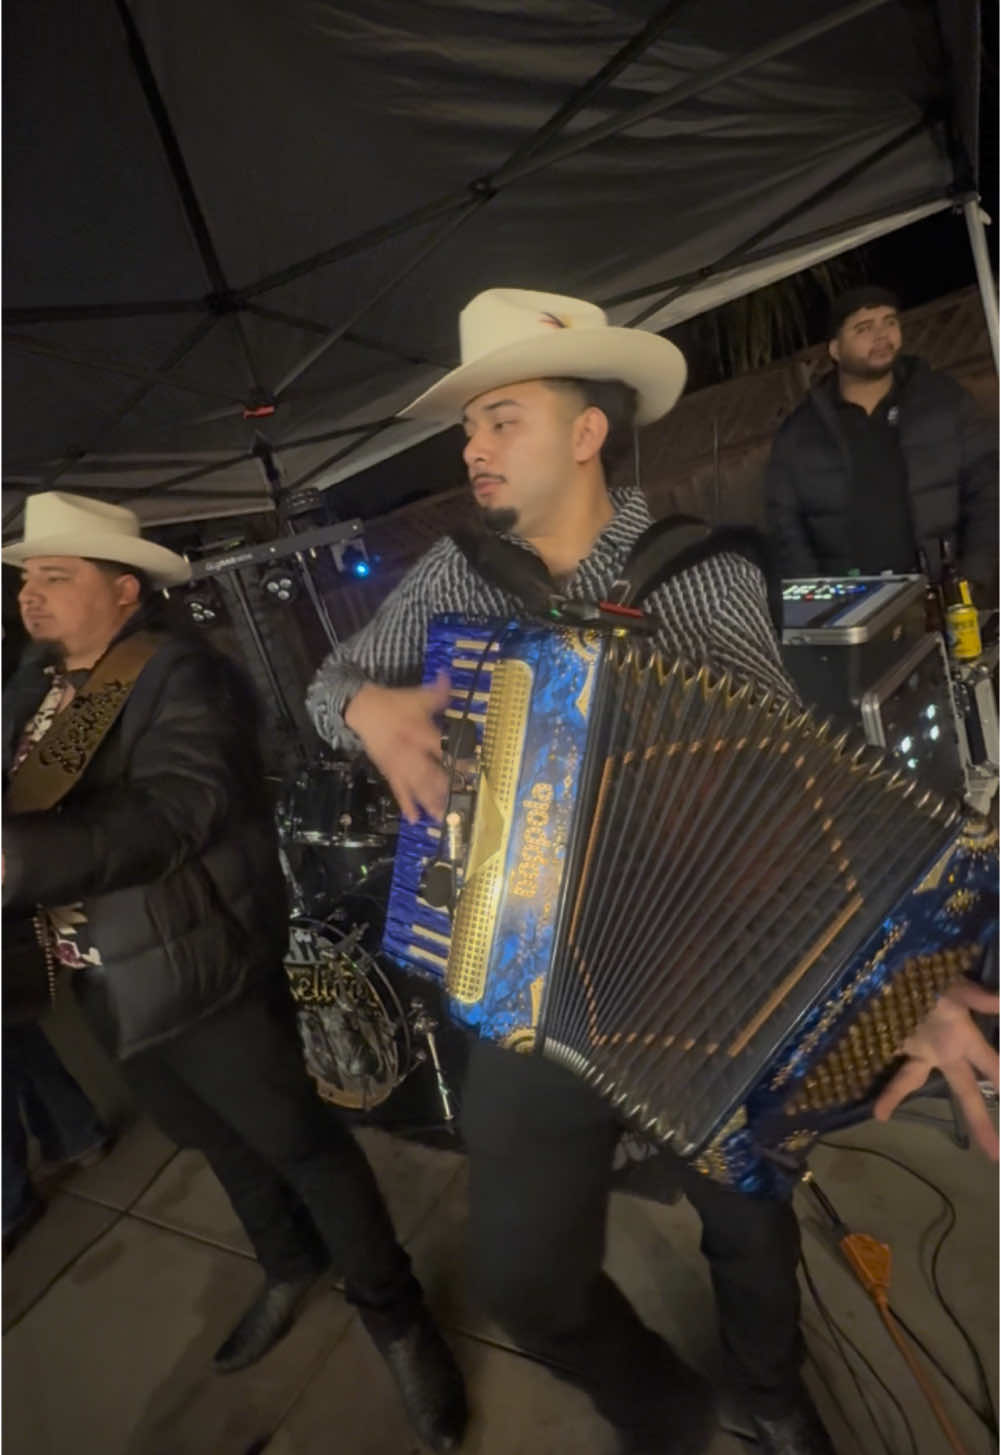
[828,338,840,365]
[115,573,142,608]
[572,405,609,465]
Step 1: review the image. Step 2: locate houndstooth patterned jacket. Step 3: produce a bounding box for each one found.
[307,489,796,752]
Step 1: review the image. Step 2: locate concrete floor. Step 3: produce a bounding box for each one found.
[3,992,998,1455]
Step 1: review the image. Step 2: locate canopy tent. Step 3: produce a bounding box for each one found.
[3,0,989,531]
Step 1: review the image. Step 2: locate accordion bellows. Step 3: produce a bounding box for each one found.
[384,619,979,1161]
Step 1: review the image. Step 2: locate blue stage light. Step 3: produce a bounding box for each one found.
[338,542,372,578]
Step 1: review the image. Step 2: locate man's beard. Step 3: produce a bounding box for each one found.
[24,621,63,648]
[477,503,519,536]
[841,351,897,382]
[22,624,64,665]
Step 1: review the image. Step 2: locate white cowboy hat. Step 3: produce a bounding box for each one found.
[401,288,687,425]
[2,492,191,587]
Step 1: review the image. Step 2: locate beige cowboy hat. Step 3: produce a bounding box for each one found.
[2,492,191,588]
[401,288,687,425]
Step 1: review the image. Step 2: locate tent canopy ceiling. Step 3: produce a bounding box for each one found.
[3,0,981,528]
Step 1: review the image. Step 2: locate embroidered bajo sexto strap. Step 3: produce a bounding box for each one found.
[5,632,161,815]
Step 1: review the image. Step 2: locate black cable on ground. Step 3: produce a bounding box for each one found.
[803,1347,854,1445]
[888,1302,998,1436]
[819,1139,998,1437]
[800,1249,917,1455]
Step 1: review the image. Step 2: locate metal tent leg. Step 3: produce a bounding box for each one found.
[963,198,1000,375]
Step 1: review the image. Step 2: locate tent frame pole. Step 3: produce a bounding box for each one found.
[963,199,999,375]
[624,117,927,327]
[601,190,948,311]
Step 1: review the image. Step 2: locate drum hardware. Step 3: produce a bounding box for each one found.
[409,1001,457,1129]
[277,839,309,918]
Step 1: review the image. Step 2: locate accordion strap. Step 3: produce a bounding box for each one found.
[450,514,783,635]
[608,515,784,636]
[449,529,556,616]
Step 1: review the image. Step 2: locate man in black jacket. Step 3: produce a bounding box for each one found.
[765,286,998,599]
[1,492,466,1454]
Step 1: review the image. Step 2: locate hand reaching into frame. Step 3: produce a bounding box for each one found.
[873,979,1000,1160]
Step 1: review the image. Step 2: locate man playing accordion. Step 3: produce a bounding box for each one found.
[308,288,999,1455]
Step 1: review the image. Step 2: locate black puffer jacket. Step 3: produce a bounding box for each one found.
[765,355,998,597]
[2,622,289,1058]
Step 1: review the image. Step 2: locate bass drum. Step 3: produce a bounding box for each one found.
[285,914,408,1110]
[284,877,470,1137]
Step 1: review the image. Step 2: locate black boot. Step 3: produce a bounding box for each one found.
[359,1301,469,1453]
[751,1388,836,1455]
[620,1367,717,1454]
[213,1272,318,1373]
[35,1131,116,1185]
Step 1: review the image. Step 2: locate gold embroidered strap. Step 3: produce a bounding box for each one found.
[5,632,162,815]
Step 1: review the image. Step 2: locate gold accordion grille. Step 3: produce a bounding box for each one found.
[788,943,981,1112]
[446,658,533,1004]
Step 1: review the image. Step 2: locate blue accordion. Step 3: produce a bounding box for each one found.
[383,617,997,1190]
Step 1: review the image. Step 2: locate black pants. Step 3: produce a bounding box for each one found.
[121,987,417,1320]
[462,1041,803,1430]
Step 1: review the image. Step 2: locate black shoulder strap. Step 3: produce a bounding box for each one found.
[449,528,556,615]
[604,515,712,604]
[609,514,784,637]
[451,515,784,638]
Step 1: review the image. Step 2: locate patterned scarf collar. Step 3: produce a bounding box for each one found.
[498,486,651,581]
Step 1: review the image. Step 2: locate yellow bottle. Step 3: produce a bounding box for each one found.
[945,580,982,660]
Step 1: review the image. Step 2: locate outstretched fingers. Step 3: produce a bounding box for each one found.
[945,980,1000,1017]
[941,1056,1000,1161]
[873,1059,930,1123]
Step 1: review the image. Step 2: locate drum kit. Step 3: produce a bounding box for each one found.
[278,758,463,1137]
